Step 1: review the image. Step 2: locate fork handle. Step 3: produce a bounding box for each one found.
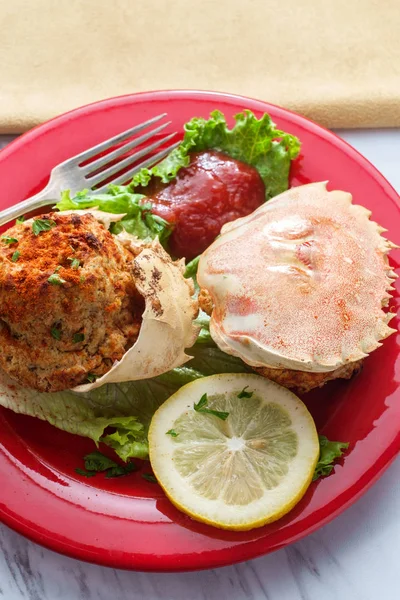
[0,182,59,227]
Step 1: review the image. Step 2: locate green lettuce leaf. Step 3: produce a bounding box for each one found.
[0,346,249,461]
[0,375,150,461]
[187,345,251,376]
[192,310,213,345]
[100,417,149,461]
[55,186,172,247]
[313,435,349,481]
[128,110,300,200]
[184,254,215,345]
[184,255,200,280]
[0,357,344,473]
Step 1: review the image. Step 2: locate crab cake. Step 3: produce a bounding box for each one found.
[198,182,397,393]
[0,212,144,392]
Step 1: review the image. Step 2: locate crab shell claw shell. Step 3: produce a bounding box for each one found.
[74,236,199,392]
[197,182,397,373]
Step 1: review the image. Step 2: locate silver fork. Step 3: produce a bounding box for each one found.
[0,114,178,227]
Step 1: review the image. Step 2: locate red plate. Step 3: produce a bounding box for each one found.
[0,91,399,571]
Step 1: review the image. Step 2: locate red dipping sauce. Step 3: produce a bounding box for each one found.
[150,151,265,259]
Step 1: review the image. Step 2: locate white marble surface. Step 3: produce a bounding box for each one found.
[0,129,399,600]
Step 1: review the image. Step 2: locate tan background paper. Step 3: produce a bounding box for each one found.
[1,0,400,133]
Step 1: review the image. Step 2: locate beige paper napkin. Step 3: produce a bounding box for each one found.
[1,0,399,133]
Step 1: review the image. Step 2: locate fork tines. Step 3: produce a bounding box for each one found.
[75,114,178,192]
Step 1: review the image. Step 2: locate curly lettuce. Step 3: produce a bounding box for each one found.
[0,346,249,461]
[128,109,300,200]
[313,436,349,481]
[56,185,172,247]
[0,348,348,472]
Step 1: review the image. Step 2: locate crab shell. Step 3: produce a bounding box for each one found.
[197,182,397,373]
[70,212,199,392]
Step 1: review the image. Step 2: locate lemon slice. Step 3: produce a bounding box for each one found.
[148,373,319,530]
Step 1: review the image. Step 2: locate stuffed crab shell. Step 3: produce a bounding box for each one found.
[198,182,396,390]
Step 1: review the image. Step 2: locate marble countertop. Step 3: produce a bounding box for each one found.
[0,129,399,600]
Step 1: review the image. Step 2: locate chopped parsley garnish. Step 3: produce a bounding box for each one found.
[86,373,97,383]
[51,327,61,340]
[68,257,80,269]
[106,462,136,479]
[142,473,157,483]
[73,333,85,343]
[2,236,17,245]
[32,218,57,236]
[11,251,20,262]
[194,393,229,421]
[238,386,253,399]
[75,451,137,479]
[48,273,66,286]
[84,451,118,472]
[166,429,179,437]
[16,215,25,224]
[75,468,97,478]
